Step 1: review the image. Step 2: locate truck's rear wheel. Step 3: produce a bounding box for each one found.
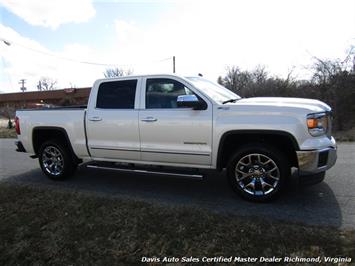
[227,143,290,202]
[38,140,77,180]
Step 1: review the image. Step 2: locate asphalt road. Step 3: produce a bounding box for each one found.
[1,138,354,229]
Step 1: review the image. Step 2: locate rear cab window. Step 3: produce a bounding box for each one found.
[96,79,137,109]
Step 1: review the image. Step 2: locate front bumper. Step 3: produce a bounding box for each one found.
[296,146,337,175]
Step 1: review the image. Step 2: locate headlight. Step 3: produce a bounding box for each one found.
[307,112,328,136]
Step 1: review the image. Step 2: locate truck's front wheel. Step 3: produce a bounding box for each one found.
[227,143,290,202]
[38,140,77,180]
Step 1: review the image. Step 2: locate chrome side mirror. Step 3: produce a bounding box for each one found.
[177,95,206,110]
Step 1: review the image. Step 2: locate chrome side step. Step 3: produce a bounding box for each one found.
[86,164,204,180]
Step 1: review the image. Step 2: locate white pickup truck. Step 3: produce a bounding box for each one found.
[15,74,337,201]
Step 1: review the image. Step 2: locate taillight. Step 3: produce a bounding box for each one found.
[15,116,20,135]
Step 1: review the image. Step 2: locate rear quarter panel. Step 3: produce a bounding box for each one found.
[16,109,89,158]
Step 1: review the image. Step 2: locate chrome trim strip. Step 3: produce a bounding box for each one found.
[90,147,140,152]
[87,165,204,179]
[141,149,210,156]
[183,142,207,145]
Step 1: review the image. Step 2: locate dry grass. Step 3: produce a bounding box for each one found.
[0,119,16,138]
[0,183,354,265]
[334,128,355,142]
[0,127,16,138]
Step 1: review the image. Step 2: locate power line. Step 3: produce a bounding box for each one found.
[156,56,173,62]
[1,37,175,68]
[5,39,122,67]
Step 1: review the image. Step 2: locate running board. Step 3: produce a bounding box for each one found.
[86,164,204,180]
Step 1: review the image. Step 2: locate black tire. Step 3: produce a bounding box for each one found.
[38,139,77,180]
[227,143,290,202]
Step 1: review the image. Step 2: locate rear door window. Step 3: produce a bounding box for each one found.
[96,80,137,109]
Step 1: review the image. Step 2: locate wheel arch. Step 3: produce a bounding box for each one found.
[32,126,82,164]
[216,130,299,171]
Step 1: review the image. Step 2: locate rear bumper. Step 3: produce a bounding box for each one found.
[296,146,337,175]
[15,140,26,152]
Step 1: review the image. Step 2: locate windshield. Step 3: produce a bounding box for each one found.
[186,77,241,104]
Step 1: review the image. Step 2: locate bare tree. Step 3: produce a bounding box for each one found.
[219,58,355,132]
[311,58,342,85]
[220,66,240,92]
[37,77,57,91]
[217,76,224,85]
[103,68,133,78]
[70,83,76,88]
[251,65,268,84]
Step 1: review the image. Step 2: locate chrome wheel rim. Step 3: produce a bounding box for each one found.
[235,153,280,196]
[42,146,64,176]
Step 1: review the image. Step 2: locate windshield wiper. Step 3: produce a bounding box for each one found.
[222,98,239,104]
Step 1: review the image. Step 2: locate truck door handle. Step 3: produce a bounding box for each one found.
[88,116,102,121]
[141,117,157,122]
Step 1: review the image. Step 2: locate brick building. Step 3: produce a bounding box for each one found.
[0,87,91,118]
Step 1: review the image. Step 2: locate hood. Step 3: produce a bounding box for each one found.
[235,97,331,113]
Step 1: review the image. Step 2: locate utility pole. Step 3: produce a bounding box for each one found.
[19,79,26,92]
[173,56,176,73]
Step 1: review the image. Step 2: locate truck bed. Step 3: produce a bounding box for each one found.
[16,107,89,158]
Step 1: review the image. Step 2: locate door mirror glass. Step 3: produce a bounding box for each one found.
[177,95,205,110]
